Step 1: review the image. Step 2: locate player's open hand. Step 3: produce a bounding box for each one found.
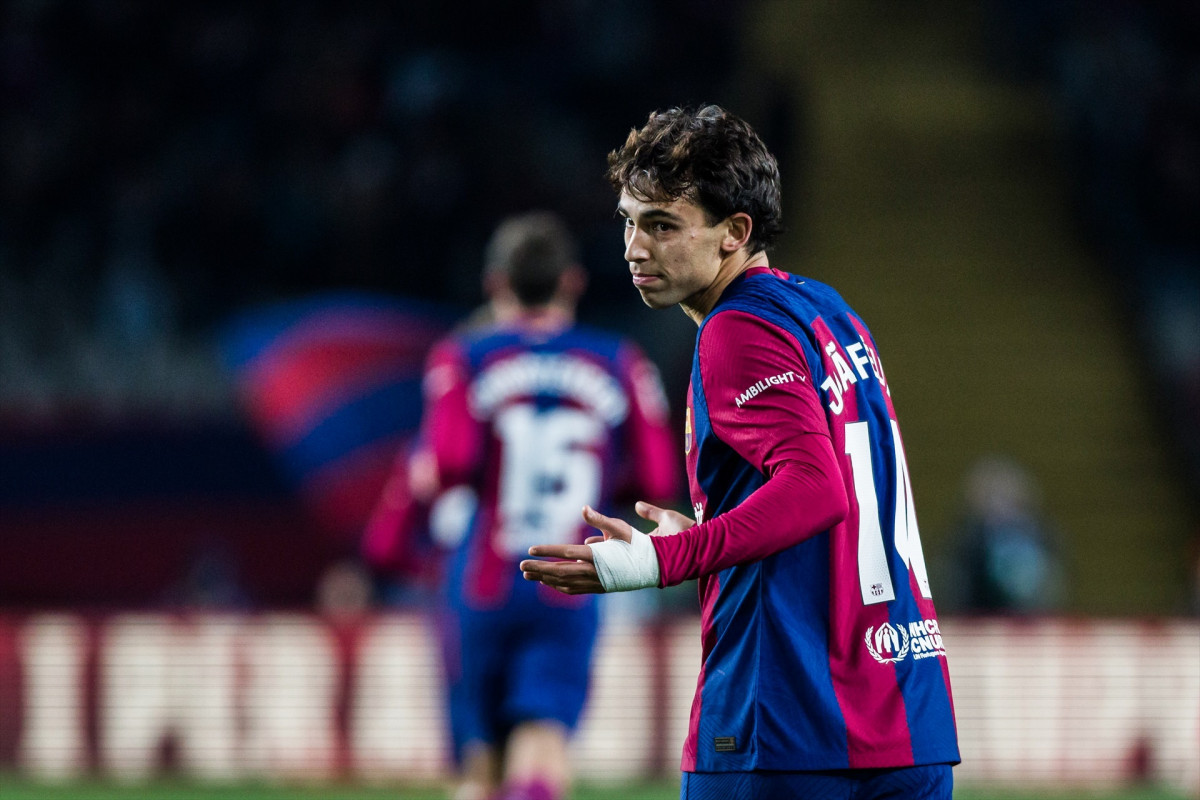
[519,505,632,594]
[520,503,694,595]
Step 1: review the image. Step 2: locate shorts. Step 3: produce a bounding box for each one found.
[439,587,598,763]
[679,763,954,800]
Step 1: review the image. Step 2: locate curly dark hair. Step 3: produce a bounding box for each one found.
[605,105,784,255]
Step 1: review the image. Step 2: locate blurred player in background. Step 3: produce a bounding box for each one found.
[521,106,960,799]
[408,210,680,800]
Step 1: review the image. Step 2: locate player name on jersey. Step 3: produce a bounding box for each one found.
[819,336,889,415]
[470,352,629,424]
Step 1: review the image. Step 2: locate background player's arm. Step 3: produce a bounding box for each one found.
[650,310,848,586]
[362,443,428,574]
[616,342,681,506]
[414,339,483,499]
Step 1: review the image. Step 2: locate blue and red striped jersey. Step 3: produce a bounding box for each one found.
[422,316,679,611]
[652,266,959,772]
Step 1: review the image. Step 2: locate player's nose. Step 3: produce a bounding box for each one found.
[624,229,649,263]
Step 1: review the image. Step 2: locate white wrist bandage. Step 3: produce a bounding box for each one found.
[588,529,661,592]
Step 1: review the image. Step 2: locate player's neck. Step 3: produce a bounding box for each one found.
[499,303,574,330]
[681,251,770,326]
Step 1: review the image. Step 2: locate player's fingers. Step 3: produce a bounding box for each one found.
[584,535,604,545]
[582,505,633,542]
[525,543,594,561]
[663,509,697,531]
[519,558,591,577]
[634,501,666,523]
[635,503,696,536]
[519,560,603,594]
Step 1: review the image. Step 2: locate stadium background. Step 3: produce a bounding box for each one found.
[1,0,1197,798]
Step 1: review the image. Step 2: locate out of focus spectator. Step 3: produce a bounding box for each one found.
[941,455,1067,615]
[315,558,374,620]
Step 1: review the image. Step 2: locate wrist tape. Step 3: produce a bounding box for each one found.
[588,528,661,592]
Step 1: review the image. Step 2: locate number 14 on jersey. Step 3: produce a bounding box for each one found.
[844,420,933,606]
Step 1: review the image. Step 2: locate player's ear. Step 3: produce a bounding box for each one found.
[558,264,587,302]
[721,213,753,254]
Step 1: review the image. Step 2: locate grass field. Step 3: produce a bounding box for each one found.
[0,779,1193,800]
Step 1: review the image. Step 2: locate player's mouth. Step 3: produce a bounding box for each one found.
[631,273,661,287]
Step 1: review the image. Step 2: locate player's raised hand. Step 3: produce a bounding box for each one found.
[581,502,692,544]
[634,501,695,536]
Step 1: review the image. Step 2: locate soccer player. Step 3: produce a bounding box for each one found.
[520,106,961,799]
[411,211,680,800]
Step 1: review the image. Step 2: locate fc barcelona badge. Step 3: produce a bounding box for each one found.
[684,406,693,455]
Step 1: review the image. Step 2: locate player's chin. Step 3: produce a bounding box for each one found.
[635,287,677,310]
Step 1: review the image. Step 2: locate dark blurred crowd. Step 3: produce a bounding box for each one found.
[983,0,1200,497]
[3,0,1195,611]
[0,0,794,422]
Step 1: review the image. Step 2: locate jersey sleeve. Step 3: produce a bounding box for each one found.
[419,337,483,490]
[651,309,849,586]
[615,341,682,505]
[361,443,429,576]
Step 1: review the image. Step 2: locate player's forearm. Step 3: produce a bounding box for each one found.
[431,444,478,489]
[425,404,482,488]
[650,449,848,586]
[420,341,481,490]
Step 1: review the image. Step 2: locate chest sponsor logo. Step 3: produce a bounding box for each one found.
[734,370,801,408]
[864,618,946,665]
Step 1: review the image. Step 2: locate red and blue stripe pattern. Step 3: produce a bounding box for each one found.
[221,292,454,539]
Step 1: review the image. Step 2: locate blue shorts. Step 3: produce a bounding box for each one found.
[680,764,954,800]
[439,586,598,763]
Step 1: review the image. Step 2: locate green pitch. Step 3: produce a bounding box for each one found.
[0,779,1193,800]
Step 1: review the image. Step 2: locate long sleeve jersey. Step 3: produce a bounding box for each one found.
[652,266,960,772]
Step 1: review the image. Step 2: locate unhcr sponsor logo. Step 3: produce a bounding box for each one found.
[865,618,946,665]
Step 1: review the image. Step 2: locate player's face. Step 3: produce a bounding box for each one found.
[617,191,729,312]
